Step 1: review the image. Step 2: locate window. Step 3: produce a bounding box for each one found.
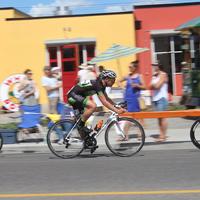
[154,36,170,52]
[152,34,183,94]
[175,53,183,73]
[79,45,84,64]
[62,48,75,58]
[86,44,95,61]
[78,44,96,64]
[48,47,58,68]
[63,61,76,72]
[47,43,96,69]
[174,35,183,51]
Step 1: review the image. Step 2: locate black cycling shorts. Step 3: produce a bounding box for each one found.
[68,92,89,111]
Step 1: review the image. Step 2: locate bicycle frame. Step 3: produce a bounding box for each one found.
[64,111,125,141]
[94,112,125,138]
[47,101,146,158]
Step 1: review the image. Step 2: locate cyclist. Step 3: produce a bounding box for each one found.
[67,70,126,138]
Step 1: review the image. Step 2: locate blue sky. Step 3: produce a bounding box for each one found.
[0,0,199,16]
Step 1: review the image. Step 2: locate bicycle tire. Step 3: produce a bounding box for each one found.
[0,133,3,152]
[190,119,200,150]
[105,117,145,157]
[47,119,84,159]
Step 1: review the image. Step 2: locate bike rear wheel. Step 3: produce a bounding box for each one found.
[47,119,84,159]
[105,117,145,157]
[0,133,3,152]
[190,119,200,150]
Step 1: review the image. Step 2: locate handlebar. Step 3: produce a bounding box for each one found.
[115,101,127,109]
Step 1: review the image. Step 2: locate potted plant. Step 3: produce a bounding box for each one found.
[0,122,18,144]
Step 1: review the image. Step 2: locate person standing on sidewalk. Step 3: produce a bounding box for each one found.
[117,60,146,140]
[118,60,146,112]
[150,62,169,142]
[18,69,38,106]
[41,66,62,114]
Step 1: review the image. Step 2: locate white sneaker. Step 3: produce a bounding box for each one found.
[57,139,64,145]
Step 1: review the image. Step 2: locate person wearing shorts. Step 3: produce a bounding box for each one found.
[150,62,169,142]
[67,70,126,138]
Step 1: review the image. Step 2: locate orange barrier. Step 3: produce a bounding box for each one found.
[121,109,200,119]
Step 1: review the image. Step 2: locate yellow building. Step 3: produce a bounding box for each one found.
[0,7,136,108]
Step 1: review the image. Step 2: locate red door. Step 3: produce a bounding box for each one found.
[61,44,79,102]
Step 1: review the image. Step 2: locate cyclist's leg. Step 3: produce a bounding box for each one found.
[68,94,96,137]
[77,98,96,138]
[81,97,96,123]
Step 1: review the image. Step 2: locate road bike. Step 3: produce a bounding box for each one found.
[47,103,145,159]
[190,119,200,149]
[0,133,3,152]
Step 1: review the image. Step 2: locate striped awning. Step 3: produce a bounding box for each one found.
[89,44,149,64]
[176,16,200,31]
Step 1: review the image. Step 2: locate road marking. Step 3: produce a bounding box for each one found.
[1,190,200,198]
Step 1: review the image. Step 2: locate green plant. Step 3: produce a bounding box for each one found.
[40,118,49,127]
[0,122,18,130]
[167,103,186,111]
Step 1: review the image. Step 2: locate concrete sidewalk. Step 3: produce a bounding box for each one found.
[1,117,198,155]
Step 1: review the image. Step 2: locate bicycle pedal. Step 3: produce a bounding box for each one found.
[90,145,99,154]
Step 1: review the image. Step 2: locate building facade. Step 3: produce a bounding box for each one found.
[134,2,200,96]
[0,9,135,106]
[0,2,200,110]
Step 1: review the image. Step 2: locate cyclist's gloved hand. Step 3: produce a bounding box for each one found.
[116,107,126,114]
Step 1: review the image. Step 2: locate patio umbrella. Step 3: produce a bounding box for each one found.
[176,16,200,31]
[89,44,149,64]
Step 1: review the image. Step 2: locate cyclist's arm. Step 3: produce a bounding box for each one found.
[98,92,119,113]
[103,91,115,105]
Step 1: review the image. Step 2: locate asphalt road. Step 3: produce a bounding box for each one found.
[1,145,200,200]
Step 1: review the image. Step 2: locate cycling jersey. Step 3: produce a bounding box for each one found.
[67,78,106,110]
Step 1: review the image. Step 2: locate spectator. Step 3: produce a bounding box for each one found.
[18,69,38,106]
[150,62,168,142]
[41,66,61,114]
[17,69,39,135]
[51,66,63,102]
[78,64,97,83]
[118,60,146,112]
[118,61,146,140]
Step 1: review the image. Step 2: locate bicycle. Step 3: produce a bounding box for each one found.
[47,102,145,159]
[0,133,3,152]
[190,119,200,149]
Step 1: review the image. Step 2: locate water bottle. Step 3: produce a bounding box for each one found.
[94,120,103,132]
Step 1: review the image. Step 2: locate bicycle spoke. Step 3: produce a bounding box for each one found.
[47,119,84,158]
[105,118,145,157]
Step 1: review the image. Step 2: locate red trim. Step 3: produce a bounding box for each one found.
[61,44,79,102]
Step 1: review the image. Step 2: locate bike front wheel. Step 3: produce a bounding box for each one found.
[190,119,200,150]
[0,133,3,152]
[105,117,145,157]
[47,119,84,159]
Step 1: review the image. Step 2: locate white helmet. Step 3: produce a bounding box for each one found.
[100,70,116,79]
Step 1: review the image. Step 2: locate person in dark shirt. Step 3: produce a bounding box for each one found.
[67,70,126,138]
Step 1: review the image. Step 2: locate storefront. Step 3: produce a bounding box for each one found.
[134,2,200,96]
[176,16,200,107]
[0,8,135,106]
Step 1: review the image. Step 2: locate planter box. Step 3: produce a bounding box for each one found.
[0,129,17,144]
